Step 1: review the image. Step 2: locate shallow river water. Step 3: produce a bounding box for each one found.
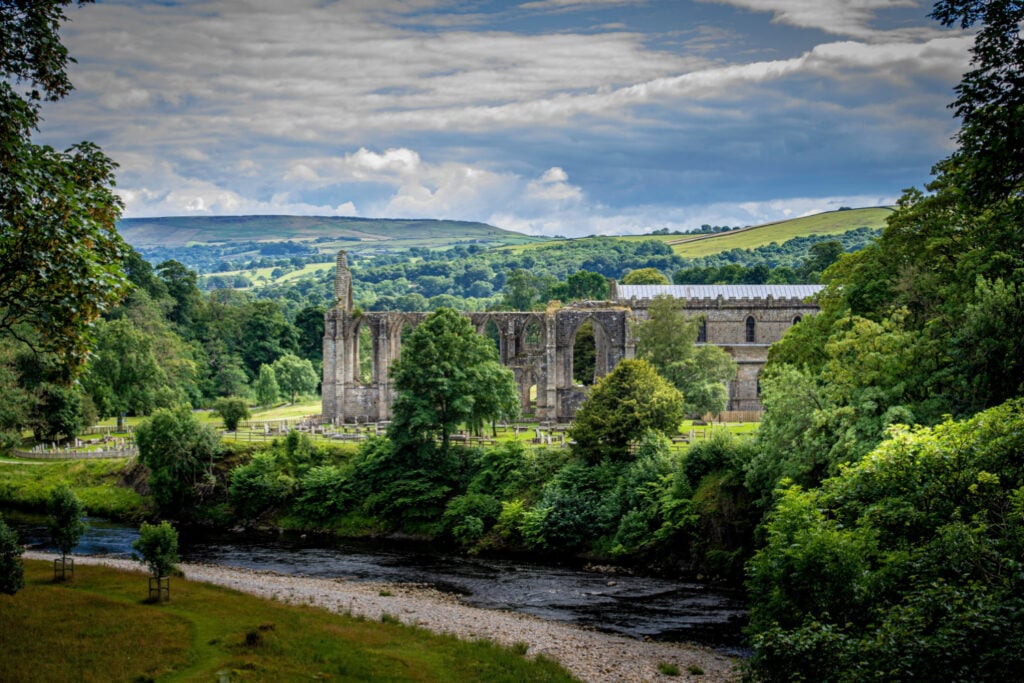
[7,512,749,654]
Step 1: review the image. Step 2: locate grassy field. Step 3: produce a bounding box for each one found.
[0,459,147,519]
[504,206,893,257]
[657,207,893,258]
[118,215,545,251]
[0,560,577,683]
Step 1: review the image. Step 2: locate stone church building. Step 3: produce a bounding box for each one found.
[323,251,822,423]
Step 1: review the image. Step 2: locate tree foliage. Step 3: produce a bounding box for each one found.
[82,318,166,430]
[569,359,684,463]
[746,399,1024,682]
[271,353,318,404]
[213,396,250,431]
[254,364,280,407]
[634,295,737,416]
[1,0,129,370]
[622,267,669,285]
[132,520,179,579]
[47,484,86,568]
[135,406,221,516]
[0,513,24,595]
[388,308,518,452]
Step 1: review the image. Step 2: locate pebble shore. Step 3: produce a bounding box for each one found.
[25,551,740,682]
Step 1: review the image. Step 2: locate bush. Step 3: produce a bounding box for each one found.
[0,514,24,595]
[212,396,250,431]
[521,462,620,551]
[442,493,502,545]
[746,400,1024,682]
[229,452,294,520]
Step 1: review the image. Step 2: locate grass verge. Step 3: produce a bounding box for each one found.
[0,459,148,519]
[0,560,578,682]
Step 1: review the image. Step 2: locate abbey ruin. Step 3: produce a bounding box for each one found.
[323,251,822,423]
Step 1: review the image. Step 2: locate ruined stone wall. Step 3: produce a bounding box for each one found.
[323,253,821,422]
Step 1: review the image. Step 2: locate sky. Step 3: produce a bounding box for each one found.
[37,0,973,237]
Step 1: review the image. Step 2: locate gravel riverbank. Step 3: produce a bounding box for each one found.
[25,551,740,682]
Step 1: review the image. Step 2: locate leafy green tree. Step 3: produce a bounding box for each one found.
[135,406,221,516]
[28,382,84,442]
[240,301,299,377]
[747,399,1024,682]
[1,1,129,371]
[0,513,24,595]
[82,318,165,430]
[621,268,669,285]
[156,260,204,331]
[389,308,518,452]
[254,364,280,407]
[931,0,1024,206]
[213,396,250,431]
[634,295,737,416]
[569,359,684,463]
[548,270,609,302]
[47,485,86,580]
[271,353,318,404]
[294,305,326,363]
[800,240,843,279]
[132,520,179,595]
[0,344,30,449]
[502,269,541,310]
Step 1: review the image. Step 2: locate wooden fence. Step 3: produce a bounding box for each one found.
[11,447,138,461]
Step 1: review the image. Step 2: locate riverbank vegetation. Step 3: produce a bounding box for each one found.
[3,1,1024,681]
[0,559,575,683]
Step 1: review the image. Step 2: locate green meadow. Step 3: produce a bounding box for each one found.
[0,560,577,683]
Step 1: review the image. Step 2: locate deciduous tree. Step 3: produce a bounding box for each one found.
[0,513,24,595]
[1,0,129,370]
[271,353,318,404]
[569,359,684,463]
[388,308,518,452]
[47,485,85,580]
[634,295,737,416]
[135,406,220,516]
[621,268,669,285]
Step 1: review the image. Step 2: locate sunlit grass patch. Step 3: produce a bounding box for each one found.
[1,560,579,682]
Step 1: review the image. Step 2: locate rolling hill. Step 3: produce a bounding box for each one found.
[117,215,542,251]
[505,207,894,258]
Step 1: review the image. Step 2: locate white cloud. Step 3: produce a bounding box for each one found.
[699,0,928,39]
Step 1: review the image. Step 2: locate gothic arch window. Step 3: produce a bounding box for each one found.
[745,316,756,343]
[696,318,707,343]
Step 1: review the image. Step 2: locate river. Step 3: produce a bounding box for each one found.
[5,511,749,655]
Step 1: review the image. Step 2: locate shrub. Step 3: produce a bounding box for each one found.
[442,493,502,545]
[746,400,1024,682]
[0,514,24,595]
[229,452,294,520]
[212,396,251,431]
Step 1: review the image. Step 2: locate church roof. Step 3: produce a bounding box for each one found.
[613,284,824,301]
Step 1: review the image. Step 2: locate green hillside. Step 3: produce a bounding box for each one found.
[117,215,542,250]
[658,207,894,258]
[506,206,893,257]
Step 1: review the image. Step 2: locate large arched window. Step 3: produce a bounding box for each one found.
[696,318,707,343]
[745,316,756,343]
[793,315,802,325]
